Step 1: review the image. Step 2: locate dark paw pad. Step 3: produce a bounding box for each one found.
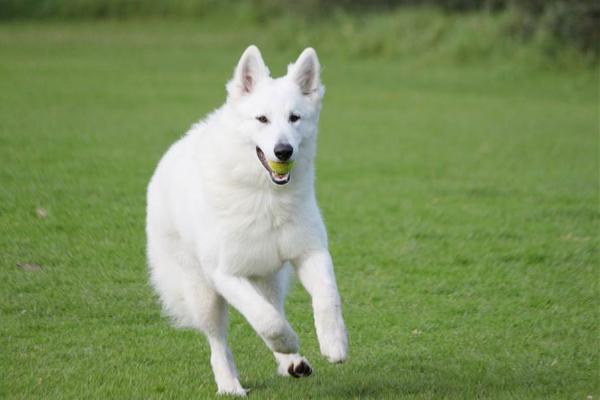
[288,361,312,378]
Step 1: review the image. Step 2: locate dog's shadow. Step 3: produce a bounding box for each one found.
[246,356,540,399]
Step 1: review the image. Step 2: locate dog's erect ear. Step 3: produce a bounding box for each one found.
[288,48,324,100]
[227,45,270,99]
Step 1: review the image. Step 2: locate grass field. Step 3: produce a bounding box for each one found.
[0,18,598,399]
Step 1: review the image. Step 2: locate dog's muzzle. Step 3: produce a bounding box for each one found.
[256,147,292,185]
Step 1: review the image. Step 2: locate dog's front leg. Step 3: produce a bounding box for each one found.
[212,270,299,354]
[295,250,348,363]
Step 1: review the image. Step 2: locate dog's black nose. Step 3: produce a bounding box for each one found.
[274,143,293,161]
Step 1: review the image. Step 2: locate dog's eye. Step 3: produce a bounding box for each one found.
[256,115,269,124]
[289,113,300,123]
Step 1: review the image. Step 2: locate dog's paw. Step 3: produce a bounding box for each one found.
[316,312,348,363]
[321,340,347,363]
[287,358,312,378]
[216,387,249,397]
[216,380,249,397]
[274,353,312,378]
[319,327,348,363]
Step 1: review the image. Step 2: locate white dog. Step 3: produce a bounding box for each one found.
[146,45,348,396]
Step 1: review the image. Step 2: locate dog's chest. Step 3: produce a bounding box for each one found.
[216,193,303,276]
[221,230,282,276]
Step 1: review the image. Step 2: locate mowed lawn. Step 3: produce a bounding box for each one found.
[0,20,597,399]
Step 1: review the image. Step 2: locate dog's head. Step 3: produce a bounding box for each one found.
[225,45,324,186]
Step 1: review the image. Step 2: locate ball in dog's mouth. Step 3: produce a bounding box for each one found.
[256,146,293,185]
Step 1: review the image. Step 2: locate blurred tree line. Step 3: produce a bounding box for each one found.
[0,0,597,55]
[285,0,598,54]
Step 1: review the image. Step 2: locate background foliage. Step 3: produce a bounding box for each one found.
[0,0,598,58]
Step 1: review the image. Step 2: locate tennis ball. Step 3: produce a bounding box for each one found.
[268,160,295,174]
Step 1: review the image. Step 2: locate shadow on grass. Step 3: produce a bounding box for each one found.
[300,356,560,399]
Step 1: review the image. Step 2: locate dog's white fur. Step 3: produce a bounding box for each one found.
[146,46,347,395]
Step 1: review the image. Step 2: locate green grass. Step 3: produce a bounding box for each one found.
[0,17,598,399]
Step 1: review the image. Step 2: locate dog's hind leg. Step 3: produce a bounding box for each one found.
[147,234,247,396]
[250,265,312,378]
[204,298,248,396]
[180,273,248,396]
[172,269,246,396]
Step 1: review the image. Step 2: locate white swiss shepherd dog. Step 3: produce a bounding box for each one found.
[146,45,348,395]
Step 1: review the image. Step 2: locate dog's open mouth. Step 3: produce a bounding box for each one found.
[256,147,291,185]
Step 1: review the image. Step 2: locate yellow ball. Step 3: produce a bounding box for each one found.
[268,160,295,174]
